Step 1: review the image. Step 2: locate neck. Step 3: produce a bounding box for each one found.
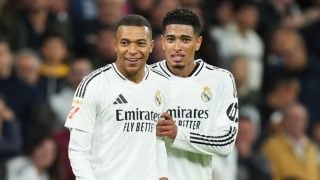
[167,60,196,77]
[116,64,145,83]
[29,8,47,19]
[45,59,61,67]
[287,132,304,143]
[127,70,145,83]
[236,22,249,36]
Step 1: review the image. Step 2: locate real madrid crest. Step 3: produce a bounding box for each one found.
[155,90,162,106]
[201,86,212,102]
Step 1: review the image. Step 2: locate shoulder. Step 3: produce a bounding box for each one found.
[149,68,169,79]
[84,65,112,83]
[149,60,165,69]
[201,61,234,80]
[149,60,168,75]
[74,65,112,98]
[7,156,31,171]
[148,65,170,79]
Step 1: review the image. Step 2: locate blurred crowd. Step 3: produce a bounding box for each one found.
[0,0,320,180]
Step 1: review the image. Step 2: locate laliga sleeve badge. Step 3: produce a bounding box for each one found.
[155,90,162,106]
[201,86,212,102]
[67,98,83,120]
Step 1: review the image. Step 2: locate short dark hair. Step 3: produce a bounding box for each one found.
[115,14,152,37]
[163,7,202,36]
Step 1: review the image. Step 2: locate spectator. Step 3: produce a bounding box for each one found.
[190,6,220,66]
[226,55,260,106]
[6,134,65,180]
[0,94,22,179]
[311,120,320,175]
[214,0,264,92]
[0,35,40,150]
[258,0,320,40]
[0,0,71,51]
[128,0,155,19]
[265,26,320,128]
[149,34,166,64]
[262,102,318,180]
[149,0,180,33]
[70,0,128,56]
[258,73,300,141]
[236,115,271,180]
[39,34,70,98]
[88,25,116,68]
[15,49,42,86]
[49,57,93,128]
[14,49,46,102]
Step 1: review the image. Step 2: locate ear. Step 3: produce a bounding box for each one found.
[150,39,154,53]
[161,35,165,50]
[195,36,203,51]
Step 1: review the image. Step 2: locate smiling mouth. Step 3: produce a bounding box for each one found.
[125,58,141,62]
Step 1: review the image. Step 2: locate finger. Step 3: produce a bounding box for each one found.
[160,112,171,119]
[156,120,167,126]
[156,125,173,132]
[157,119,174,126]
[157,131,171,136]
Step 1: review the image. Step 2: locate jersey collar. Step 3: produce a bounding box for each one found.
[111,63,150,81]
[159,59,204,77]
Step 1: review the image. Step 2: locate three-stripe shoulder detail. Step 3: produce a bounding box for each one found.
[75,66,111,98]
[149,64,158,69]
[150,68,169,79]
[193,60,205,76]
[215,68,237,98]
[189,126,237,146]
[158,62,171,77]
[205,65,218,71]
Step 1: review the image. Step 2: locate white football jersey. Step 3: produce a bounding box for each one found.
[65,63,169,180]
[151,59,239,180]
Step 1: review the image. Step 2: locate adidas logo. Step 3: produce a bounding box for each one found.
[113,94,128,104]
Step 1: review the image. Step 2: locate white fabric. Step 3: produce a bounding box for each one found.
[6,156,49,180]
[65,64,169,180]
[151,59,239,180]
[212,23,264,91]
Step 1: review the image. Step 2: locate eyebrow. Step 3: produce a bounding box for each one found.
[164,34,193,40]
[120,38,148,42]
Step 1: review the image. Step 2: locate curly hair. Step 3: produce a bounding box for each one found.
[162,7,202,36]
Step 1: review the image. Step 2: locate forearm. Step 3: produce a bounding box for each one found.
[171,125,237,156]
[69,128,96,180]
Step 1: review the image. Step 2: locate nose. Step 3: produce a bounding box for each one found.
[128,43,138,55]
[173,40,182,52]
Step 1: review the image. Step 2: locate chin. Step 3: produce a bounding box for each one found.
[172,63,185,69]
